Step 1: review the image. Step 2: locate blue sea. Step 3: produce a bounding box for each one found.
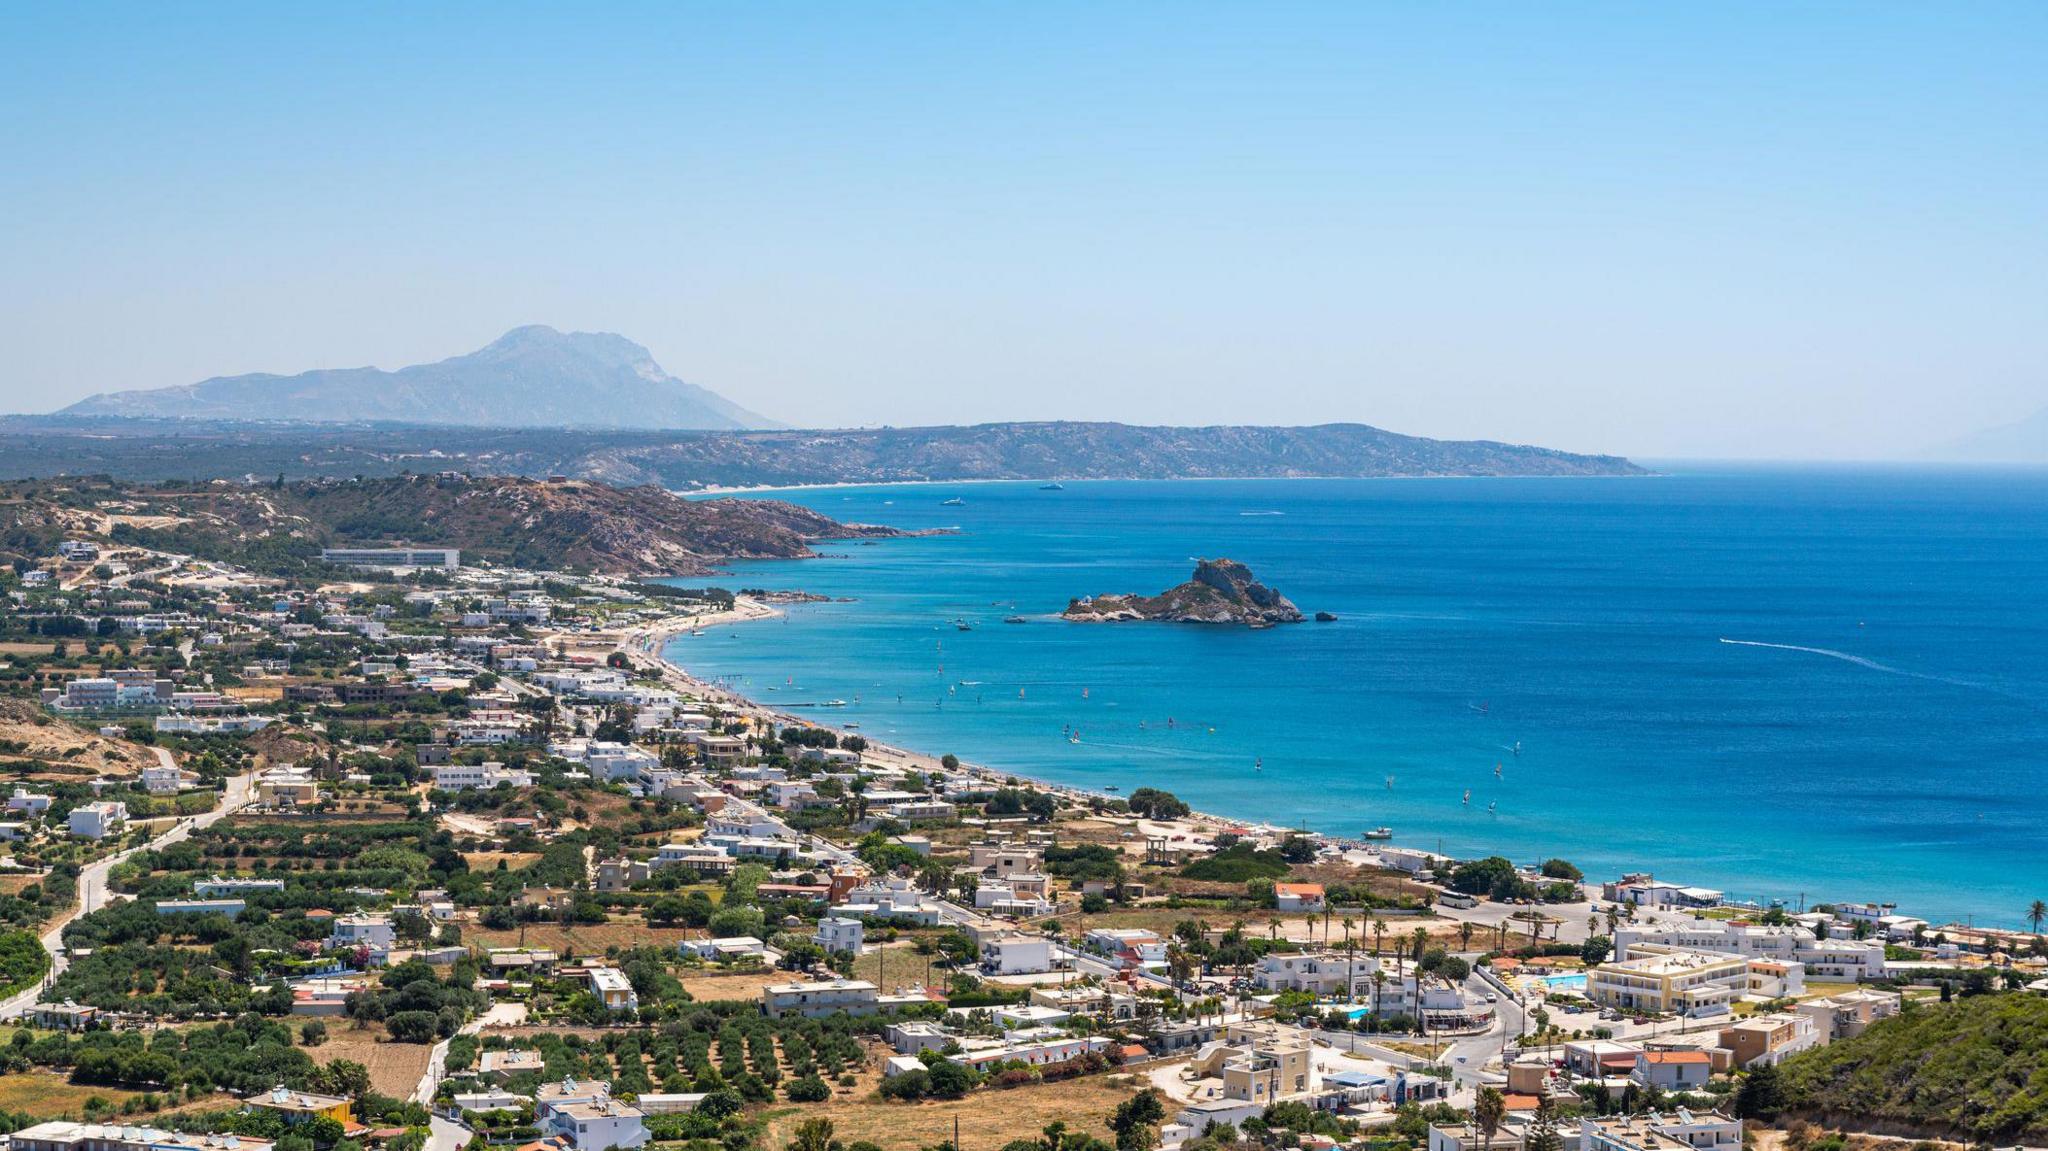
[663,467,2048,927]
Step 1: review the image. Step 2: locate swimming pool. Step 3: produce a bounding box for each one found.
[1538,972,1588,992]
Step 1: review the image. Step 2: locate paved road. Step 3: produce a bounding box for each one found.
[414,1002,529,1151]
[0,763,256,1020]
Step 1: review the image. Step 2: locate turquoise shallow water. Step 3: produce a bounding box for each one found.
[663,467,2048,927]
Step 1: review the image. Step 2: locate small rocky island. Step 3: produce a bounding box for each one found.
[1062,559,1305,627]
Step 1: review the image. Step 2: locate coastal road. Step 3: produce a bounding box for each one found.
[0,762,256,1020]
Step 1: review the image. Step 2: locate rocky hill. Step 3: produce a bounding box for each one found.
[0,418,1645,487]
[1063,559,1305,627]
[57,326,777,431]
[0,698,160,780]
[1780,992,2048,1142]
[0,474,900,576]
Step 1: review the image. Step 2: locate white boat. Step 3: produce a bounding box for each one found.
[1362,827,1394,840]
[941,497,966,506]
[821,699,847,707]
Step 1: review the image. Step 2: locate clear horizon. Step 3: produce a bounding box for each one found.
[3,4,2046,460]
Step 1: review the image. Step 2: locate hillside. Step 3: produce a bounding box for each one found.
[0,474,901,576]
[1780,993,2048,1141]
[0,418,1645,486]
[0,698,160,779]
[57,326,777,431]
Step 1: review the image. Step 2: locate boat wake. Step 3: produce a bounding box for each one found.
[1717,638,2032,705]
[1718,638,1907,675]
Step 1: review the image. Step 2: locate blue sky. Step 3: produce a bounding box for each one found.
[2,2,2044,458]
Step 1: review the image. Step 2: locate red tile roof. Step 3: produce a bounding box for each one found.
[1643,1051,1711,1064]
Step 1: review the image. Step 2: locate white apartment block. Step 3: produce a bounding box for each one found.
[432,762,535,791]
[1616,920,1887,981]
[1587,945,1772,1017]
[320,547,460,570]
[762,979,881,1019]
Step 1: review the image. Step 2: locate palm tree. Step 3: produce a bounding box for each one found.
[1475,1086,1506,1151]
[1340,917,1357,1003]
[1371,967,1387,1027]
[1371,916,1388,957]
[1305,916,1318,948]
[2030,900,2047,936]
[1458,921,1474,952]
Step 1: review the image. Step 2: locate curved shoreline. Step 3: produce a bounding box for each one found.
[620,599,1298,842]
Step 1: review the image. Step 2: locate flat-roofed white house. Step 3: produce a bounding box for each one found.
[588,967,638,1012]
[761,979,880,1019]
[814,917,865,954]
[68,800,128,840]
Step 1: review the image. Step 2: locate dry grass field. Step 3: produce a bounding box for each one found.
[756,1061,1143,1149]
[472,919,707,955]
[674,967,787,1003]
[0,1071,150,1117]
[308,1022,435,1097]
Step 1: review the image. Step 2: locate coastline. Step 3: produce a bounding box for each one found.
[610,465,2048,931]
[615,599,1979,931]
[617,599,1296,844]
[684,472,1659,498]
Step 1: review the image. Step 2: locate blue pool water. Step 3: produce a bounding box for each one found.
[663,466,2048,927]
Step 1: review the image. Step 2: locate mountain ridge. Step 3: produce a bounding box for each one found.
[1938,404,2048,463]
[0,417,1648,485]
[58,325,779,431]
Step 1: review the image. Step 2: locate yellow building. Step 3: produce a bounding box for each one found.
[1585,945,1750,1015]
[245,1085,354,1127]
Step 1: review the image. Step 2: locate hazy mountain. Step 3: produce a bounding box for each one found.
[0,418,1646,484]
[1941,406,2048,463]
[57,325,778,430]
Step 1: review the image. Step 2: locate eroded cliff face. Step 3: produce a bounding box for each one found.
[1062,558,1305,627]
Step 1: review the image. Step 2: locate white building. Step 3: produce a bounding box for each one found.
[829,876,944,925]
[549,1099,647,1151]
[1084,927,1168,966]
[588,967,638,1012]
[762,979,881,1019]
[141,763,187,795]
[320,547,460,570]
[681,936,773,963]
[1615,920,1887,982]
[155,899,246,916]
[535,1080,646,1151]
[195,876,287,898]
[431,761,535,791]
[68,800,128,840]
[573,741,660,783]
[8,788,53,817]
[329,912,398,951]
[7,1123,274,1151]
[814,917,865,955]
[1586,945,1767,1017]
[974,881,1056,918]
[982,935,1055,975]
